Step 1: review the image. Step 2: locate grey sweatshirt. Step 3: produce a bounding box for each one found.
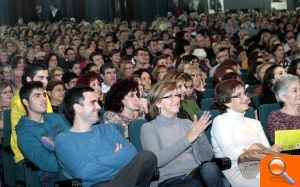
[140,114,213,184]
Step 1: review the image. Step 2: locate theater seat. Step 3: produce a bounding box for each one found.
[128,119,148,151]
[2,109,17,186]
[200,98,214,111]
[258,103,281,143]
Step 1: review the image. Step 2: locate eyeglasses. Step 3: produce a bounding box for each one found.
[54,74,63,77]
[230,91,248,99]
[160,94,181,99]
[191,74,200,77]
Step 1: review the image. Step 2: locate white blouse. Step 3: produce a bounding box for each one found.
[211,109,270,186]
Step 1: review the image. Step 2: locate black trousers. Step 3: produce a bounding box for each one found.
[94,150,157,187]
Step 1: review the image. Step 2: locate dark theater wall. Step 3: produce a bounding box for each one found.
[0,0,298,26]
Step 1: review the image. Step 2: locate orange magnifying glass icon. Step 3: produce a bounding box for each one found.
[268,157,295,185]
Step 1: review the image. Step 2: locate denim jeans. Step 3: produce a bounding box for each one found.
[159,162,231,187]
[94,150,157,187]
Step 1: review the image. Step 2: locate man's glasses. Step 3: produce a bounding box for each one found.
[230,91,248,99]
[160,94,181,99]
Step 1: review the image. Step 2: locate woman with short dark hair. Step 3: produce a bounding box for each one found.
[212,79,281,187]
[76,72,103,105]
[47,80,65,113]
[104,78,145,138]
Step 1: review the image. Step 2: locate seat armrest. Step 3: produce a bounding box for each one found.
[24,159,41,171]
[54,179,82,186]
[151,168,159,181]
[3,145,14,154]
[212,157,231,170]
[281,149,300,155]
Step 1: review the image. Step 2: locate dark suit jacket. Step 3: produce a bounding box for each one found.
[49,10,63,23]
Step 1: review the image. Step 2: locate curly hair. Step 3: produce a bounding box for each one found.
[104,78,139,113]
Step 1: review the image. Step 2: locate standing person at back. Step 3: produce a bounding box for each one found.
[48,4,63,23]
[10,64,52,181]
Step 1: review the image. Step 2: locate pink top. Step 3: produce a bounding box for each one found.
[267,110,300,142]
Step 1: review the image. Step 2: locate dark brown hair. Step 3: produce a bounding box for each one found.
[215,79,244,111]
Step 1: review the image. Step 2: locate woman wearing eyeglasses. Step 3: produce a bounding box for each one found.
[211,79,281,187]
[46,80,65,113]
[141,81,230,187]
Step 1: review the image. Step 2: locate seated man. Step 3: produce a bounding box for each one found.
[11,64,53,180]
[16,81,69,185]
[55,86,157,187]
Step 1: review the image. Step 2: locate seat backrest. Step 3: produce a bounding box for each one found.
[258,103,281,143]
[205,77,213,85]
[2,109,18,186]
[111,123,126,136]
[99,108,105,124]
[197,110,221,143]
[251,94,261,108]
[200,98,214,111]
[128,119,148,151]
[246,84,260,95]
[3,109,12,147]
[203,89,215,98]
[240,72,249,83]
[245,107,255,119]
[204,84,214,89]
[23,159,42,187]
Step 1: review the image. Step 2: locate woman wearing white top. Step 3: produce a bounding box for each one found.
[211,79,280,187]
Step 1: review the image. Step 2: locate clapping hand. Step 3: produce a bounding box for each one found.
[186,111,212,143]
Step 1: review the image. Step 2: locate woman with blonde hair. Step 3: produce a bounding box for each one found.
[120,61,134,79]
[152,64,168,83]
[0,82,13,130]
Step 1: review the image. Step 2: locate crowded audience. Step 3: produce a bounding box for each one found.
[1,3,300,187]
